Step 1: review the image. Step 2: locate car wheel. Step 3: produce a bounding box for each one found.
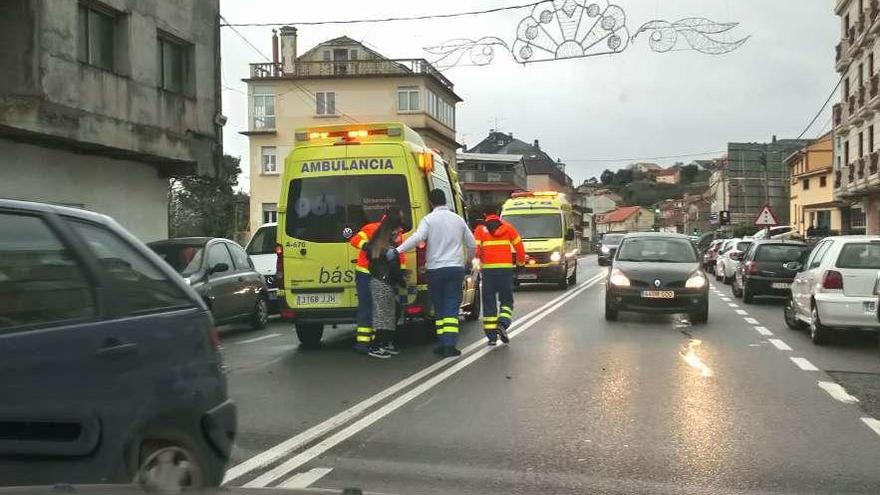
[731,277,742,298]
[604,295,618,321]
[722,274,732,285]
[558,264,570,289]
[295,323,324,348]
[810,305,831,345]
[784,298,807,330]
[742,281,754,304]
[135,429,222,489]
[714,268,722,281]
[251,297,269,330]
[464,281,481,321]
[690,303,709,325]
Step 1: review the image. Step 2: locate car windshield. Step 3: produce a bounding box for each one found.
[836,243,880,269]
[503,214,562,239]
[754,244,808,262]
[616,237,698,263]
[601,234,624,245]
[149,243,205,276]
[247,225,277,255]
[736,241,753,252]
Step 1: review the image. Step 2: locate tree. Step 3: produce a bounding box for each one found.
[169,154,247,239]
[679,164,700,184]
[612,168,633,186]
[600,169,614,185]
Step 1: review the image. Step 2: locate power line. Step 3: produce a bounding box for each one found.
[796,73,844,140]
[219,1,542,27]
[564,150,726,163]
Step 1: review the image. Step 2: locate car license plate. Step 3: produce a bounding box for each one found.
[864,301,877,314]
[772,282,789,290]
[641,290,674,299]
[295,293,339,306]
[518,273,538,280]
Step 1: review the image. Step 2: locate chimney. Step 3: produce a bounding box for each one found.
[508,132,513,138]
[279,26,298,74]
[772,134,777,143]
[533,139,540,150]
[271,30,279,66]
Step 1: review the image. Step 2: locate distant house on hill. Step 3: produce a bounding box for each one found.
[654,168,681,184]
[469,130,573,195]
[631,162,663,174]
[596,205,653,233]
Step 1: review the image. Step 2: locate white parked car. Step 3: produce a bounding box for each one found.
[784,236,880,344]
[715,238,752,284]
[753,225,794,240]
[245,223,279,312]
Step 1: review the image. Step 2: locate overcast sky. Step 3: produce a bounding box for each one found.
[219,0,839,190]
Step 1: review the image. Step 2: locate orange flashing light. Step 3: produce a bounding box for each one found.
[347,130,369,138]
[308,132,329,139]
[418,152,435,173]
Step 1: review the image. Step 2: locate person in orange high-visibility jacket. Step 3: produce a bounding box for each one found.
[474,206,525,345]
[350,207,406,356]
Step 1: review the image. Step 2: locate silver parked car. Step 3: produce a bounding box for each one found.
[784,236,880,344]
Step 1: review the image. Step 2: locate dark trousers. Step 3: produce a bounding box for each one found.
[355,271,373,352]
[481,268,514,342]
[427,266,465,347]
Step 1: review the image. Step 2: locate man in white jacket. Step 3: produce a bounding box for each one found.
[396,189,477,357]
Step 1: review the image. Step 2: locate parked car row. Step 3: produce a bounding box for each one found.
[699,232,880,346]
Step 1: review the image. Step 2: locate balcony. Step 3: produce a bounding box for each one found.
[849,163,855,183]
[871,151,879,175]
[248,59,455,92]
[858,156,867,179]
[835,169,842,188]
[859,86,867,107]
[833,102,844,127]
[836,39,850,72]
[459,170,526,189]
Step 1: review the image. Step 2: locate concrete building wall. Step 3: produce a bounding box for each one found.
[0,138,168,241]
[246,76,458,232]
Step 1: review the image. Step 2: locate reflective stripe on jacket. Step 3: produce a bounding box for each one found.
[474,215,526,269]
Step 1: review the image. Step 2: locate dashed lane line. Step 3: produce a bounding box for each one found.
[728,303,739,308]
[237,333,282,345]
[790,357,819,371]
[744,317,760,325]
[768,338,793,351]
[861,417,880,437]
[818,381,860,404]
[735,309,748,315]
[279,468,334,489]
[754,326,773,336]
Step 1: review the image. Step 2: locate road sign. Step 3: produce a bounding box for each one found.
[754,204,780,227]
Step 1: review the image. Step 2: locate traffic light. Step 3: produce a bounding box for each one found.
[720,210,731,225]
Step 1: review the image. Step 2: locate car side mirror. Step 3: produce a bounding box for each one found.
[783,261,802,272]
[565,229,575,241]
[730,252,743,261]
[210,262,230,274]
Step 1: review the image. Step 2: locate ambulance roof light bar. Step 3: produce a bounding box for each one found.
[511,191,561,198]
[295,126,401,142]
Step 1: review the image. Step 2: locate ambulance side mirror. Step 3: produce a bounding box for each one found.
[565,229,575,241]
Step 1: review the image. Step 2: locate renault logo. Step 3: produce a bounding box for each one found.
[342,227,354,239]
[654,279,662,288]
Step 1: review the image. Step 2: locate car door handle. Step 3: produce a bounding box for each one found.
[96,339,139,357]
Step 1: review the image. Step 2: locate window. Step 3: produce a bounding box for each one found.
[350,49,358,60]
[802,178,810,190]
[68,220,192,315]
[425,90,455,128]
[615,238,698,263]
[871,125,875,152]
[398,87,420,112]
[323,50,331,61]
[504,214,564,239]
[820,175,827,187]
[158,33,194,95]
[262,203,278,224]
[0,213,96,330]
[845,140,850,164]
[78,3,116,71]
[226,243,252,270]
[871,52,875,75]
[246,225,278,255]
[316,91,336,115]
[859,63,865,87]
[845,14,851,35]
[206,243,234,272]
[754,244,809,263]
[261,146,278,174]
[852,209,867,228]
[253,93,276,129]
[836,242,880,269]
[845,77,850,99]
[149,243,204,276]
[859,132,865,157]
[807,240,832,268]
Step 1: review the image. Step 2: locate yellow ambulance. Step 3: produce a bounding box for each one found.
[501,191,579,288]
[275,122,480,346]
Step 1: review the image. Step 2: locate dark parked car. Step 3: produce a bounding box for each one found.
[149,238,270,330]
[604,232,709,323]
[0,199,235,488]
[597,233,625,266]
[732,239,810,304]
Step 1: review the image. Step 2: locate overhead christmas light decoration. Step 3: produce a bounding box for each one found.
[424,0,749,68]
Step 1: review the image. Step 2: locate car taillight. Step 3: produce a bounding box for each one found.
[822,270,844,290]
[275,243,284,290]
[746,261,759,275]
[416,241,427,285]
[406,304,424,315]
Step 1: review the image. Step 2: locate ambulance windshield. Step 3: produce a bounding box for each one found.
[503,214,562,240]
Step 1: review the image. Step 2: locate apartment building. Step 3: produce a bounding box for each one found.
[456,152,527,207]
[832,0,876,234]
[0,0,222,240]
[787,132,843,236]
[244,29,462,232]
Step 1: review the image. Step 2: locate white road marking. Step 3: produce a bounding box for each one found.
[744,317,759,325]
[861,417,880,437]
[768,338,792,351]
[720,298,731,302]
[790,357,819,371]
[754,326,773,336]
[735,309,748,315]
[243,274,604,487]
[223,270,605,485]
[728,303,739,308]
[279,468,334,489]
[237,333,281,345]
[818,381,860,404]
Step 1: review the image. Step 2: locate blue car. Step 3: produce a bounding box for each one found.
[0,199,235,488]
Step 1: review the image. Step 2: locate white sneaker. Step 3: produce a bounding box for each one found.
[381,343,400,355]
[367,348,391,359]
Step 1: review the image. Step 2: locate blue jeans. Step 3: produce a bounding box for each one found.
[427,266,465,347]
[355,271,374,352]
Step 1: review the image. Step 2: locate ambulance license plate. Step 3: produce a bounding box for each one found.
[641,290,675,299]
[296,293,339,306]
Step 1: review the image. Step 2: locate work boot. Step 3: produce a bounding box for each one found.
[497,325,510,344]
[487,340,497,347]
[441,346,462,358]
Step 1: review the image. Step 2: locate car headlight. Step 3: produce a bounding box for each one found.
[609,268,630,287]
[685,272,708,288]
[601,245,610,254]
[550,251,562,262]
